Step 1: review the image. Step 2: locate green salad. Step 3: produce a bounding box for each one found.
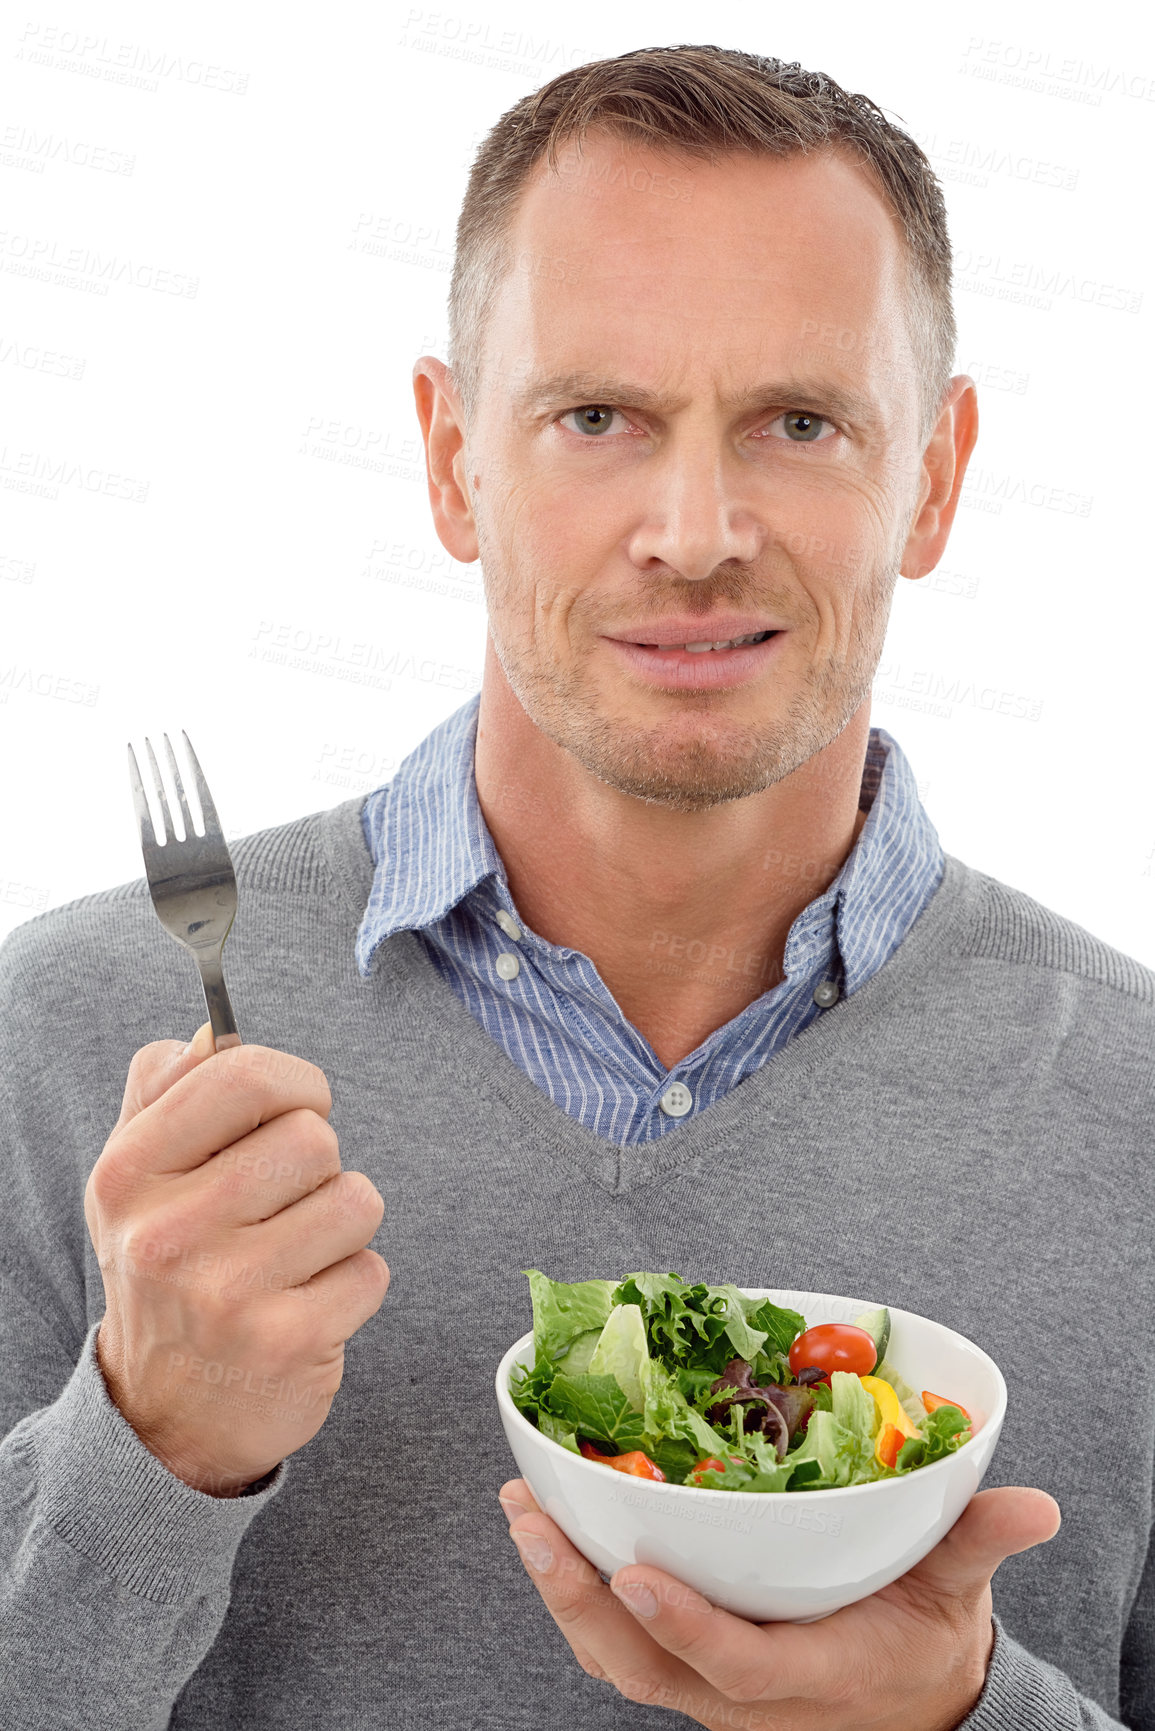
[509,1270,974,1493]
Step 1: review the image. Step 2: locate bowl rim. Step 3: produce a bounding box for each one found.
[495,1288,1008,1502]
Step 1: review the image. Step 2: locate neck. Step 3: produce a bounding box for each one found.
[472,646,872,1070]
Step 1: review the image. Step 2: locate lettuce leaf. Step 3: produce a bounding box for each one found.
[536,1411,581,1454]
[743,1295,808,1359]
[524,1269,616,1366]
[678,1364,728,1408]
[508,1354,556,1420]
[692,1448,822,1494]
[831,1368,880,1441]
[555,1329,602,1378]
[547,1371,650,1451]
[587,1304,649,1410]
[689,1454,757,1491]
[779,1372,887,1489]
[894,1404,971,1473]
[647,1434,703,1482]
[611,1271,805,1376]
[700,1357,818,1459]
[642,1355,731,1459]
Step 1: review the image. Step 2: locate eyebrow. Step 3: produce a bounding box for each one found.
[512,371,887,433]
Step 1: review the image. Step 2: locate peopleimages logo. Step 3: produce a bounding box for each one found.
[604,1479,844,1538]
[396,9,586,81]
[909,127,1079,191]
[0,229,198,298]
[15,22,250,95]
[952,250,1141,315]
[248,620,480,697]
[959,36,1155,106]
[0,445,148,503]
[0,121,135,176]
[0,336,85,380]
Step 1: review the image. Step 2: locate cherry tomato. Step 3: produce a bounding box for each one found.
[578,1440,666,1481]
[787,1323,878,1381]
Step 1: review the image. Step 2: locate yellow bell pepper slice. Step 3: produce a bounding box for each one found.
[859,1374,920,1467]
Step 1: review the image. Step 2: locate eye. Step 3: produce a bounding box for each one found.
[559,405,629,437]
[761,411,839,446]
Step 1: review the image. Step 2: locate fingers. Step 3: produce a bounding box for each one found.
[291,1246,392,1345]
[498,1478,541,1520]
[496,1479,839,1710]
[108,1041,333,1181]
[248,1169,386,1290]
[495,1484,716,1717]
[498,1484,607,1684]
[913,1486,1062,1601]
[113,1034,206,1133]
[607,1563,824,1708]
[192,1109,344,1227]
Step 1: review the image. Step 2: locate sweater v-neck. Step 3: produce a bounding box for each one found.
[316,792,979,1196]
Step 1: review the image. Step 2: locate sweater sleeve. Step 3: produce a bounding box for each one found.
[959,1613,1143,1730]
[0,914,287,1729]
[0,1306,286,1731]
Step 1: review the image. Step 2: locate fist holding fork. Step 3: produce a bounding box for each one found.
[84,1022,391,1497]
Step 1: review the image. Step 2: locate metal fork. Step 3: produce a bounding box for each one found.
[128,730,242,1051]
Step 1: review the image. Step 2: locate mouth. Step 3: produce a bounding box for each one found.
[602,629,786,691]
[629,630,779,654]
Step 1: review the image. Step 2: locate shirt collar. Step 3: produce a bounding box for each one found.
[355,692,940,990]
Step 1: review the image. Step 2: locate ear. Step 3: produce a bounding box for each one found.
[899,375,979,581]
[413,357,479,563]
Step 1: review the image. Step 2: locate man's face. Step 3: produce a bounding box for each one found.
[464,136,935,813]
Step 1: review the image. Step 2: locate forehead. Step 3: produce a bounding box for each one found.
[486,135,914,405]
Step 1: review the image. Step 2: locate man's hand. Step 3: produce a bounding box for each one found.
[85,1024,391,1498]
[497,1477,1061,1729]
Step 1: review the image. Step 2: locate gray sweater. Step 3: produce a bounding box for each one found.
[1,792,1153,1730]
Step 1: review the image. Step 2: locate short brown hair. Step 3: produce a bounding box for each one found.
[448,44,956,446]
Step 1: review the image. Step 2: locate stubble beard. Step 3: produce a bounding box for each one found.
[477,519,901,815]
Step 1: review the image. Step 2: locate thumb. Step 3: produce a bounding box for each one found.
[914,1486,1062,1598]
[113,1021,218,1133]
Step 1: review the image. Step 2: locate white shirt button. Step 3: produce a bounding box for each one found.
[496,910,522,941]
[813,979,840,1008]
[659,1081,693,1117]
[495,951,520,981]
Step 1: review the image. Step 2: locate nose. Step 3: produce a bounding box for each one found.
[625,435,764,581]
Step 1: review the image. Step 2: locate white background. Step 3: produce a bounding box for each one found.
[1,1,1152,963]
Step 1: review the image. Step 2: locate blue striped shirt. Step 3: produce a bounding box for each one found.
[356,693,944,1144]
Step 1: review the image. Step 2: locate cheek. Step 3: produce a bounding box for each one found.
[484,478,615,600]
[484,466,567,555]
[795,484,894,589]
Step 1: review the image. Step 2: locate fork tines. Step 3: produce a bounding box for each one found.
[127,730,221,850]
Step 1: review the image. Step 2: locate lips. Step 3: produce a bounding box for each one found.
[635,631,777,653]
[603,629,786,690]
[609,617,789,648]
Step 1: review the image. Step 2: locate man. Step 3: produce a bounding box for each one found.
[0,44,1150,1731]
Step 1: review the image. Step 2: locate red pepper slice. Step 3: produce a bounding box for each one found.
[876,1423,904,1470]
[922,1390,973,1429]
[578,1440,666,1481]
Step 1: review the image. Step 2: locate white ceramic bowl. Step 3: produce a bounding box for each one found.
[495,1287,1007,1622]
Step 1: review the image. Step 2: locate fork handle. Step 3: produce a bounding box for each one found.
[197,954,242,1051]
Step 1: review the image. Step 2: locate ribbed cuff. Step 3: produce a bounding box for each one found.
[961,1614,1095,1729]
[14,1322,287,1606]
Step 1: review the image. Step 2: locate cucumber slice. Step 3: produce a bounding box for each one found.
[852,1306,891,1372]
[874,1356,928,1427]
